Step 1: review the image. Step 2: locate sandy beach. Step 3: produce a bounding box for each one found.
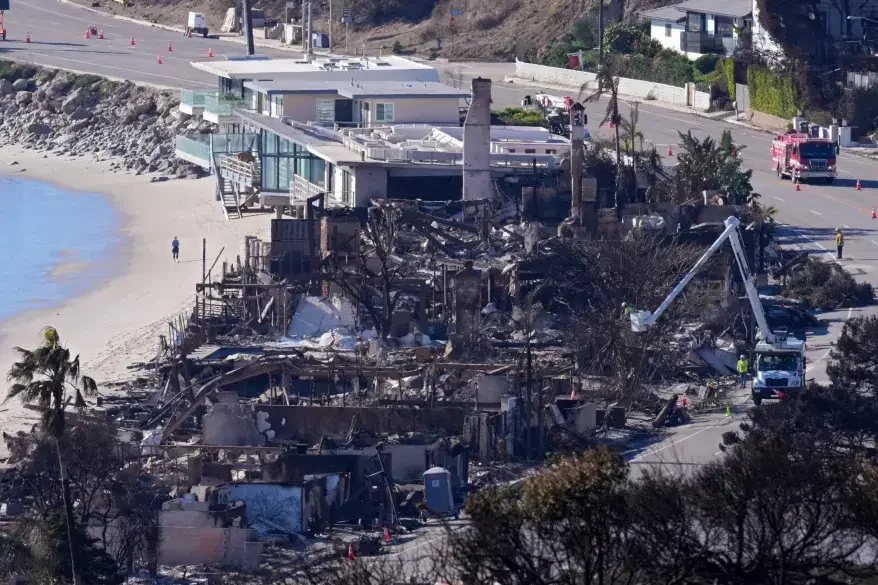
[0,146,268,455]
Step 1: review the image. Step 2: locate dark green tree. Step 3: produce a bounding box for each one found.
[5,327,97,585]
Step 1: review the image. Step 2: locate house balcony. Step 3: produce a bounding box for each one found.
[204,94,251,124]
[680,32,748,55]
[288,176,352,210]
[174,132,261,169]
[179,89,214,117]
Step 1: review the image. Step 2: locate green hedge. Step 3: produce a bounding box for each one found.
[724,59,736,100]
[491,107,547,127]
[747,66,800,119]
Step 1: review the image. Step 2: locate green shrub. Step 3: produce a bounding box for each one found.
[723,58,736,100]
[635,37,665,59]
[747,65,800,118]
[491,107,547,127]
[392,40,403,54]
[693,53,720,75]
[603,22,647,54]
[0,60,37,82]
[541,37,576,68]
[784,258,874,310]
[72,74,103,89]
[571,12,599,51]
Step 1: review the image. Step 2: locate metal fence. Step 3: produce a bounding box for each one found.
[735,83,750,112]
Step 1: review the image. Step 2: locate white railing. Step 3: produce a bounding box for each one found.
[290,176,351,207]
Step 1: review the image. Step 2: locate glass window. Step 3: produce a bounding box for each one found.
[715,16,734,37]
[279,157,291,190]
[665,23,672,37]
[687,12,702,33]
[262,132,278,154]
[310,157,326,187]
[317,99,335,122]
[263,157,278,191]
[375,102,395,122]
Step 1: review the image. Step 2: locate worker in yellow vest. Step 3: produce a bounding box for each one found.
[736,355,749,387]
[836,228,844,260]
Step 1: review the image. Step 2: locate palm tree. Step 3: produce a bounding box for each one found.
[5,327,96,585]
[580,55,624,213]
[622,102,645,161]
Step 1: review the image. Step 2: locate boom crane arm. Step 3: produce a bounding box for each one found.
[631,216,774,343]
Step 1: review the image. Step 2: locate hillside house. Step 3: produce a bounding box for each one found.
[641,0,752,59]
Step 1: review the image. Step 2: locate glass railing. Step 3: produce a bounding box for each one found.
[180,89,214,108]
[204,94,250,117]
[175,135,211,162]
[212,133,260,154]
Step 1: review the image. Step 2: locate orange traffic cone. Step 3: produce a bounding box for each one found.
[608,121,614,128]
[857,179,863,190]
[99,30,104,39]
[383,527,391,543]
[187,29,193,38]
[157,54,163,64]
[872,206,876,219]
[681,395,688,407]
[25,33,31,43]
[667,145,673,156]
[570,387,576,400]
[130,36,136,46]
[795,182,801,191]
[85,28,91,39]
[208,47,214,58]
[347,544,355,560]
[168,41,173,51]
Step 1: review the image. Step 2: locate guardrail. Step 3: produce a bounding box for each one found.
[181,89,213,109]
[204,94,250,117]
[175,135,211,163]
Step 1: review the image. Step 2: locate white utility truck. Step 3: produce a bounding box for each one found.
[185,12,209,37]
[630,216,806,406]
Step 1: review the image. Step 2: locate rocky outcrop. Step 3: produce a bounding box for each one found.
[0,65,212,178]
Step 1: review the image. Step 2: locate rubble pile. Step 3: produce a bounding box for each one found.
[783,256,874,310]
[0,62,210,177]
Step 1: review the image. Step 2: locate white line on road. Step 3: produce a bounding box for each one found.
[774,196,786,202]
[811,210,823,216]
[630,422,722,462]
[844,224,851,229]
[24,52,214,86]
[871,240,878,246]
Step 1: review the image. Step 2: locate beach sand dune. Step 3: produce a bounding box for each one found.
[0,146,269,456]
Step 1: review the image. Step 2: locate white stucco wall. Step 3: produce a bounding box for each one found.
[353,166,388,206]
[513,60,711,110]
[650,19,684,53]
[281,93,339,121]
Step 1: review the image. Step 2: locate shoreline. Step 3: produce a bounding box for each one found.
[0,146,269,457]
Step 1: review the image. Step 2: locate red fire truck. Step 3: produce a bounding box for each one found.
[771,130,838,184]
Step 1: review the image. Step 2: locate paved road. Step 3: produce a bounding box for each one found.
[6,0,878,471]
[0,0,295,87]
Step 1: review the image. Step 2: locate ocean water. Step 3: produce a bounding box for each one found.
[0,176,119,322]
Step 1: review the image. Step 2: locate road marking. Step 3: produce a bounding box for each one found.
[872,240,878,246]
[713,451,723,456]
[811,210,823,216]
[630,422,723,462]
[23,52,214,86]
[774,196,786,202]
[844,224,851,229]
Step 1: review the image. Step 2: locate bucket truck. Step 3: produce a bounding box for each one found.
[629,216,806,406]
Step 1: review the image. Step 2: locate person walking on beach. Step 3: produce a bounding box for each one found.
[835,228,844,260]
[172,236,180,263]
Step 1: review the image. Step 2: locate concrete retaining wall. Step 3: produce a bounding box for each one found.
[513,60,711,111]
[743,109,789,132]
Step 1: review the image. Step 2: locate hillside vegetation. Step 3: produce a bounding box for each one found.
[78,0,679,60]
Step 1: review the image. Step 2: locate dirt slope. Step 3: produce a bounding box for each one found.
[75,0,680,61]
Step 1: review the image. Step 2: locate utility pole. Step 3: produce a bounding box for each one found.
[242,0,255,55]
[328,0,333,51]
[598,0,604,62]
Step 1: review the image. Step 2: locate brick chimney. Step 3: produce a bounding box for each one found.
[463,77,492,202]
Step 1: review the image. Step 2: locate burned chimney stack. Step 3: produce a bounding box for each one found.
[462,77,492,202]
